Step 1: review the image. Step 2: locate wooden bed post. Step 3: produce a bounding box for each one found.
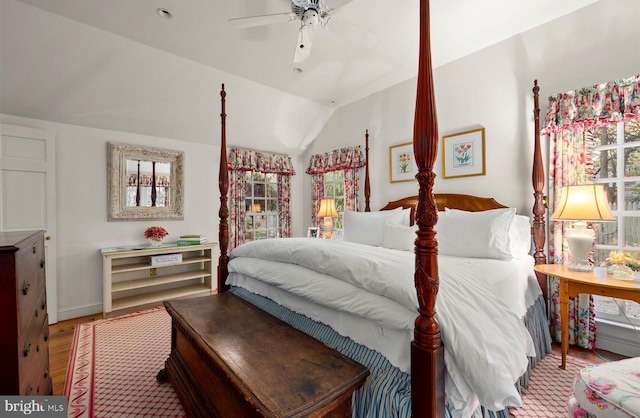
[364,129,371,212]
[531,80,547,300]
[218,84,230,293]
[411,0,445,417]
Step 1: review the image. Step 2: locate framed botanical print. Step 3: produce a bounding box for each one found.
[442,128,486,179]
[389,142,415,183]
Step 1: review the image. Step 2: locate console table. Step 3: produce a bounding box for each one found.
[101,242,216,317]
[534,264,640,369]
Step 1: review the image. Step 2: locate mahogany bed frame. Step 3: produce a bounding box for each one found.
[214,2,547,416]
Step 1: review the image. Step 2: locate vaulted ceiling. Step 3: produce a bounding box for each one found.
[1,0,598,155]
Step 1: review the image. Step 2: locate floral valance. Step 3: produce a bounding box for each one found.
[541,74,640,135]
[305,146,366,175]
[228,148,295,175]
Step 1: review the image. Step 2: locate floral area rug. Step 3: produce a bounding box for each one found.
[510,351,596,417]
[64,306,184,417]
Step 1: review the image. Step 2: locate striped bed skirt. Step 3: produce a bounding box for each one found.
[229,287,552,418]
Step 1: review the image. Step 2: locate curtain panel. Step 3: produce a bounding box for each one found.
[306,146,366,232]
[544,74,640,349]
[228,148,295,250]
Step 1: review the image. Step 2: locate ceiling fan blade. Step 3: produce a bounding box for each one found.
[293,26,314,63]
[326,16,377,49]
[228,12,296,29]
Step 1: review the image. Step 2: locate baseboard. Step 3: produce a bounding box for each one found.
[57,303,103,322]
[595,318,640,357]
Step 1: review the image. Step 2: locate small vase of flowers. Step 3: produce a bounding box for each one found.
[606,251,635,280]
[144,226,168,247]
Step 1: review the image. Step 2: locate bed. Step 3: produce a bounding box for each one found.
[212,2,550,417]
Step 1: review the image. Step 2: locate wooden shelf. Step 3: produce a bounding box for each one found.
[112,284,212,312]
[102,243,216,316]
[112,255,210,274]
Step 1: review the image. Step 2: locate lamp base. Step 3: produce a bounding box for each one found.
[323,217,333,240]
[566,222,595,272]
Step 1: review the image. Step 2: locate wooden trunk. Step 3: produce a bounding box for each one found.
[163,293,369,418]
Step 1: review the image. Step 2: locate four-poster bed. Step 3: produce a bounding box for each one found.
[162,1,550,417]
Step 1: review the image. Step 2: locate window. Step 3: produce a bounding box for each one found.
[592,120,640,324]
[244,171,279,241]
[323,170,345,229]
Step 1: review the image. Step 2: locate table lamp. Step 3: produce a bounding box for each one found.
[317,199,338,239]
[550,184,615,272]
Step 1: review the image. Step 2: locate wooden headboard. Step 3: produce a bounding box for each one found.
[380,194,508,225]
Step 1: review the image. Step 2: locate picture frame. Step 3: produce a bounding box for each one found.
[389,142,415,183]
[307,227,319,238]
[442,127,486,179]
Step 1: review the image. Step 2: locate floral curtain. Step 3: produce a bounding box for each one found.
[227,148,296,250]
[306,146,366,232]
[542,74,640,349]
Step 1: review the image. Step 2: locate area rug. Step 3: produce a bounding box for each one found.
[509,351,596,417]
[65,306,595,418]
[64,306,185,418]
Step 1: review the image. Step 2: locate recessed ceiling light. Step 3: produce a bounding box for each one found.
[293,68,303,74]
[156,8,173,19]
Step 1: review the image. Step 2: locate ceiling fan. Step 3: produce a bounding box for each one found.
[228,0,376,64]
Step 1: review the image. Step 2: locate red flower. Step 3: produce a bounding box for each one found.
[144,226,168,240]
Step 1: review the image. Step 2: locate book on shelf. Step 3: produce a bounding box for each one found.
[177,239,208,246]
[180,234,206,239]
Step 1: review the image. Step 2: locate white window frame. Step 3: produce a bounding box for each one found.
[245,171,279,241]
[322,170,345,229]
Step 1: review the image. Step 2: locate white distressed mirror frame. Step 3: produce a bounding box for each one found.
[108,142,185,221]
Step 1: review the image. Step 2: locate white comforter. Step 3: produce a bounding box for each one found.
[228,238,537,417]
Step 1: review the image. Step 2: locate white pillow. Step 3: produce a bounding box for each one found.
[382,221,417,251]
[343,209,405,247]
[435,208,516,260]
[509,215,532,258]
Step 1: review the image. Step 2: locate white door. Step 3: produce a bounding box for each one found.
[0,123,57,324]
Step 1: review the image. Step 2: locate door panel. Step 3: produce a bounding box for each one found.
[0,123,57,323]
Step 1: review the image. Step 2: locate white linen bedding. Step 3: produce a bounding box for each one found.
[227,238,538,418]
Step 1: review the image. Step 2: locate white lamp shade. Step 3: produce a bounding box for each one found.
[317,199,338,217]
[550,185,615,222]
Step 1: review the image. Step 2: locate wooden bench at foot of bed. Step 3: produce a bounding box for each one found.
[159,293,370,418]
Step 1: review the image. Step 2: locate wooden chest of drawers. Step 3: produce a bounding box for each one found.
[0,230,52,396]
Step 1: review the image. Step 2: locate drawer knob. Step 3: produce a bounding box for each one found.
[22,282,30,295]
[23,341,31,356]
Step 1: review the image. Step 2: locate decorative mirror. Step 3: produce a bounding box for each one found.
[108,142,184,221]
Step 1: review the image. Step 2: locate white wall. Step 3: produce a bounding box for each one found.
[0,113,305,320]
[304,0,640,223]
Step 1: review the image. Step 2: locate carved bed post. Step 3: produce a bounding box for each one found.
[412,0,445,417]
[218,84,230,293]
[364,129,371,212]
[531,80,547,300]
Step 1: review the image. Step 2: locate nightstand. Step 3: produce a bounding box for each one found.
[534,264,640,369]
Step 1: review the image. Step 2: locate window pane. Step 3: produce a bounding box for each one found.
[325,172,334,182]
[252,172,265,181]
[592,125,617,146]
[335,217,343,229]
[624,146,640,177]
[255,230,267,240]
[593,148,618,179]
[625,120,640,144]
[603,183,617,209]
[325,183,335,196]
[267,183,277,197]
[246,231,254,241]
[254,183,265,197]
[626,250,640,270]
[245,182,252,197]
[255,215,265,229]
[335,170,344,180]
[625,216,640,247]
[266,173,277,182]
[335,198,345,212]
[245,215,254,229]
[253,199,265,213]
[624,181,640,211]
[335,182,344,196]
[595,221,618,246]
[268,230,277,239]
[245,199,253,212]
[267,215,277,229]
[267,199,277,212]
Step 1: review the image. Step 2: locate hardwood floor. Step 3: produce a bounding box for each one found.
[48,312,628,397]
